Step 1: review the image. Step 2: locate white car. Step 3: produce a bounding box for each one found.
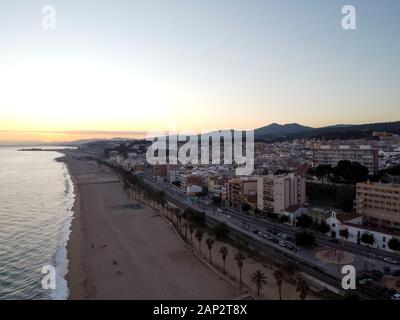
[217,208,223,213]
[278,241,287,247]
[391,293,400,301]
[384,257,399,265]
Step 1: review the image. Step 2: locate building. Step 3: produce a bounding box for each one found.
[257,173,306,214]
[327,211,400,252]
[227,178,257,209]
[355,181,400,231]
[313,145,379,175]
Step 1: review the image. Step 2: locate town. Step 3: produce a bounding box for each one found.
[74,127,400,300]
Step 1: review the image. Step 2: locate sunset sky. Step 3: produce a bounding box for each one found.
[0,0,399,143]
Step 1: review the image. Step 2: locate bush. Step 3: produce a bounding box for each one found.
[295,231,316,247]
[296,214,313,229]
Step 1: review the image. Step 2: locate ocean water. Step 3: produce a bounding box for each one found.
[0,147,74,300]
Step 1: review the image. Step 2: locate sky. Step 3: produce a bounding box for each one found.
[0,0,399,143]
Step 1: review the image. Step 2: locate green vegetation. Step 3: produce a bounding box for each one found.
[295,231,316,247]
[361,233,375,246]
[211,222,230,240]
[388,238,400,253]
[296,214,313,229]
[250,270,267,297]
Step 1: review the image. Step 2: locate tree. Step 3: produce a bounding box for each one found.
[273,269,284,300]
[361,233,375,246]
[206,237,215,263]
[241,203,251,212]
[211,223,229,240]
[183,222,189,240]
[250,270,267,297]
[296,214,313,229]
[279,215,290,224]
[195,230,204,254]
[296,275,310,300]
[319,220,330,234]
[295,231,316,247]
[388,238,400,253]
[340,228,349,239]
[219,246,229,274]
[188,223,195,245]
[234,252,245,285]
[314,165,332,183]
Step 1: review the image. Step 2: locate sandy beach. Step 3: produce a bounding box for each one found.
[61,151,239,300]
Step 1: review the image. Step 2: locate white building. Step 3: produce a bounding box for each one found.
[327,211,400,252]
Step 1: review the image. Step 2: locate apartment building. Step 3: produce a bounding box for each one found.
[227,178,257,209]
[257,173,306,214]
[355,181,400,230]
[313,145,379,175]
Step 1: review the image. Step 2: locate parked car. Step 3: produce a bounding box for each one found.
[271,238,279,244]
[288,245,298,252]
[270,228,278,235]
[359,278,375,285]
[384,257,399,265]
[371,270,384,278]
[278,240,287,247]
[217,208,224,213]
[391,293,400,301]
[384,266,392,275]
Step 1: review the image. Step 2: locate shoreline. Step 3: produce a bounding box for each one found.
[57,153,89,299]
[60,150,239,299]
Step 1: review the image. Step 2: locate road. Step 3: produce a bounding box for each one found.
[138,172,400,300]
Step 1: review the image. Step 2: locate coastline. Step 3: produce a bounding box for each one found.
[57,153,89,299]
[60,150,239,299]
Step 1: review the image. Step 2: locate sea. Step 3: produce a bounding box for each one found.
[0,146,75,300]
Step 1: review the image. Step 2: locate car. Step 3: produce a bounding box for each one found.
[391,293,400,301]
[358,278,375,285]
[384,266,392,275]
[271,238,279,244]
[226,215,231,218]
[288,245,298,252]
[217,208,223,213]
[277,232,285,238]
[269,228,278,234]
[371,269,384,277]
[392,269,400,277]
[278,240,287,247]
[384,257,399,265]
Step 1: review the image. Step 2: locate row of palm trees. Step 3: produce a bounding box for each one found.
[117,166,310,300]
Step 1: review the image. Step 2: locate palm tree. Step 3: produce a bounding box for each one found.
[234,252,245,285]
[250,270,267,297]
[273,269,284,300]
[219,246,229,273]
[296,275,309,300]
[189,223,195,245]
[183,222,189,240]
[206,237,214,263]
[195,230,204,254]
